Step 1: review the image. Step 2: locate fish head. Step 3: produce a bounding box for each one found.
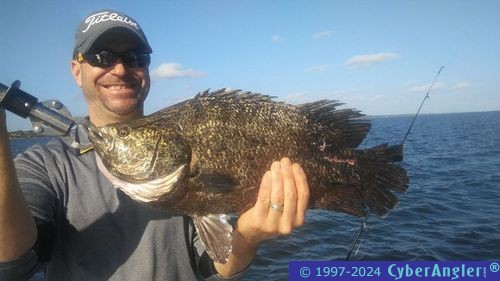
[89,122,191,184]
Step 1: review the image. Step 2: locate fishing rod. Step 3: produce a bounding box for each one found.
[345,210,370,260]
[344,66,445,261]
[401,66,445,144]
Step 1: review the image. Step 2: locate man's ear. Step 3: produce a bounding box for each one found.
[71,60,82,88]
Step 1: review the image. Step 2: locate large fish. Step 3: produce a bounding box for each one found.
[88,89,408,263]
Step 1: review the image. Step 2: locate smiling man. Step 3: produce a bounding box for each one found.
[71,11,153,126]
[0,9,309,280]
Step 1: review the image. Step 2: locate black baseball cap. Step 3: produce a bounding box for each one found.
[74,9,152,57]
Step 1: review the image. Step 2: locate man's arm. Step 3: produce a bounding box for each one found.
[0,110,37,261]
[214,157,310,277]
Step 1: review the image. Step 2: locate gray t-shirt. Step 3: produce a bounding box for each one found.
[0,136,247,281]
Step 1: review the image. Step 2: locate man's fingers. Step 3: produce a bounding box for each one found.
[293,163,309,227]
[268,161,285,222]
[281,158,297,233]
[255,171,272,219]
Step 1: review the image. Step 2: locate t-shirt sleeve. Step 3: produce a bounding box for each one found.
[14,143,59,224]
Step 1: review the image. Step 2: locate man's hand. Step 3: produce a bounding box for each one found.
[236,157,310,245]
[214,157,310,277]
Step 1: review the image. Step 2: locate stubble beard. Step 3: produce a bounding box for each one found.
[102,92,145,115]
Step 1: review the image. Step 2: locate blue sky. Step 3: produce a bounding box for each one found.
[2,0,499,131]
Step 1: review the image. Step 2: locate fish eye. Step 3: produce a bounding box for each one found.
[118,127,130,137]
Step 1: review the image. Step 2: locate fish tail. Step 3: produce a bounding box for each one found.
[357,143,409,217]
[311,143,408,217]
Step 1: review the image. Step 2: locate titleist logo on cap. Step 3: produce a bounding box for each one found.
[82,11,140,33]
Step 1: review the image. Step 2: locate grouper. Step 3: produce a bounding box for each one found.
[88,89,409,263]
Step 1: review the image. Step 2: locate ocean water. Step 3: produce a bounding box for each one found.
[9,111,500,281]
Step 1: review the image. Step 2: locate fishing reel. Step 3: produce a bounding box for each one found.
[0,80,92,151]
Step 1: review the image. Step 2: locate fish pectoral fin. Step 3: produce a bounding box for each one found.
[192,174,238,192]
[192,214,233,264]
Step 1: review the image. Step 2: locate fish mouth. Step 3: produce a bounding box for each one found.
[86,122,100,141]
[87,126,114,152]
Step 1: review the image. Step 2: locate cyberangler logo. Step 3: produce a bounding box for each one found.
[82,12,140,33]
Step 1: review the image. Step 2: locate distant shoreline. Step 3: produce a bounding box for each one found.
[8,130,41,140]
[368,110,500,119]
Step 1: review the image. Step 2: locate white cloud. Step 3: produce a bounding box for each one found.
[304,64,330,72]
[283,89,361,104]
[452,81,472,89]
[271,35,283,43]
[284,91,310,104]
[408,82,446,93]
[334,92,386,103]
[345,52,400,68]
[312,30,334,39]
[357,95,386,102]
[151,63,205,80]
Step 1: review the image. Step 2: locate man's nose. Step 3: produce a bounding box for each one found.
[109,59,128,76]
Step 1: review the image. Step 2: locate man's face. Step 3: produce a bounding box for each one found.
[71,31,150,126]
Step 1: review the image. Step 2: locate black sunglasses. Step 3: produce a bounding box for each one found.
[77,51,151,68]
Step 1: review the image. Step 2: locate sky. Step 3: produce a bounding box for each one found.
[1,0,499,131]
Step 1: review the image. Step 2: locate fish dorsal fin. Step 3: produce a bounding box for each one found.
[195,88,276,103]
[299,100,371,148]
[192,214,233,264]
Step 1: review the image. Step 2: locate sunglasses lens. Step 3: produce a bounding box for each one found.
[83,51,150,68]
[84,51,117,67]
[123,53,151,68]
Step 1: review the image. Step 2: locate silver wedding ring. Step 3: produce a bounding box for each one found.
[270,202,284,212]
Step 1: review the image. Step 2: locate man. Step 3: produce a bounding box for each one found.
[0,9,309,280]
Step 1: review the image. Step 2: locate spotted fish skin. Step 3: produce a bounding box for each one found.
[91,89,408,216]
[90,89,409,263]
